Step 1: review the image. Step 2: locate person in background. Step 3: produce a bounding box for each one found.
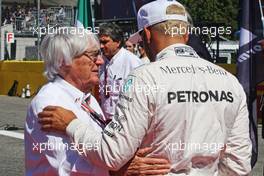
[261,39,264,139]
[99,23,142,120]
[125,39,136,54]
[260,39,264,50]
[138,41,150,64]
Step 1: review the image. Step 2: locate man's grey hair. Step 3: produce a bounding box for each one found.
[40,27,99,81]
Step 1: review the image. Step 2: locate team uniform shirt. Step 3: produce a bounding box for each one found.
[99,47,142,120]
[25,76,109,176]
[66,44,252,175]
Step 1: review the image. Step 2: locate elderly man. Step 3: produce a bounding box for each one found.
[99,23,142,120]
[25,28,169,175]
[38,0,252,175]
[25,28,108,175]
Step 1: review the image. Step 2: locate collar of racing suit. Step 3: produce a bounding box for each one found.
[156,43,199,61]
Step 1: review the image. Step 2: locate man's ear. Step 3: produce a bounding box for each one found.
[143,27,151,44]
[59,59,71,75]
[116,41,121,48]
[183,33,189,43]
[60,59,69,69]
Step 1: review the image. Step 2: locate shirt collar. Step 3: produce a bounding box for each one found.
[55,76,89,105]
[108,47,125,65]
[156,43,198,61]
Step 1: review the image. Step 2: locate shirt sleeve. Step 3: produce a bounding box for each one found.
[218,83,252,175]
[25,99,68,175]
[66,73,153,170]
[25,97,80,175]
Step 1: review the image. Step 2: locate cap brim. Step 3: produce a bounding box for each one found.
[128,32,142,44]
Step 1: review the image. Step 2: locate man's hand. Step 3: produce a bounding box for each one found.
[38,106,76,132]
[110,147,171,176]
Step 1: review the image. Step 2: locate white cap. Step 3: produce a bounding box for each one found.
[129,0,188,44]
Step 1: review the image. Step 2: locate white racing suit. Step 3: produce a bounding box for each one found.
[66,44,252,175]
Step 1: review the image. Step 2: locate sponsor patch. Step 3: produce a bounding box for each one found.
[174,46,199,58]
[123,78,133,92]
[168,90,234,104]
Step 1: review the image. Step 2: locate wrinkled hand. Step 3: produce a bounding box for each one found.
[111,147,171,176]
[38,106,76,132]
[127,147,171,175]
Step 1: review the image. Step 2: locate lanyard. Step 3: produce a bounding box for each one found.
[81,95,109,127]
[104,65,110,98]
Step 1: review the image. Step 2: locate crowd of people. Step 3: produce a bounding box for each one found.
[1,3,38,30]
[1,2,69,32]
[24,0,254,175]
[1,3,31,26]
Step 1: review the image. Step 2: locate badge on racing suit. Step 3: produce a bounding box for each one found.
[174,46,199,58]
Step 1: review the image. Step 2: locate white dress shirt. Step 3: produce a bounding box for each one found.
[99,47,142,120]
[25,76,109,176]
